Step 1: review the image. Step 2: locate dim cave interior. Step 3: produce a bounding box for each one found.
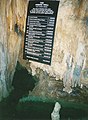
[0,0,88,120]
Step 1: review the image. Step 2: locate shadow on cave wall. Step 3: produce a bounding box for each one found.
[8,61,36,103]
[0,62,37,120]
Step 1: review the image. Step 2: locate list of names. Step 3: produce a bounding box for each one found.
[24,1,59,65]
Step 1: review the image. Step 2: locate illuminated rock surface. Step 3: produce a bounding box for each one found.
[0,0,88,100]
[51,102,61,120]
[0,0,28,101]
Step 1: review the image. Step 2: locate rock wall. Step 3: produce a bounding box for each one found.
[19,0,88,94]
[0,0,88,100]
[22,0,88,86]
[0,0,28,101]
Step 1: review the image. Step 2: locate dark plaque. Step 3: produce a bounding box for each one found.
[23,0,59,65]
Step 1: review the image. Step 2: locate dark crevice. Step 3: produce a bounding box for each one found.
[9,61,36,103]
[0,61,36,120]
[14,24,23,36]
[0,61,36,105]
[0,62,88,120]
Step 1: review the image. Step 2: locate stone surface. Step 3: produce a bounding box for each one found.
[0,0,88,101]
[0,0,28,101]
[51,102,61,120]
[25,0,88,94]
[28,0,88,79]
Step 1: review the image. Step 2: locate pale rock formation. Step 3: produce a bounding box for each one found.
[28,0,88,85]
[0,0,88,101]
[28,0,88,94]
[0,0,28,101]
[51,102,61,120]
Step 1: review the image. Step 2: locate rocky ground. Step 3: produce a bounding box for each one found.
[31,72,88,104]
[12,63,88,105]
[0,63,88,120]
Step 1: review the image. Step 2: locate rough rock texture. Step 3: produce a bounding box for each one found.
[0,0,28,101]
[51,102,61,120]
[0,0,88,101]
[27,0,87,74]
[24,0,88,94]
[28,0,88,79]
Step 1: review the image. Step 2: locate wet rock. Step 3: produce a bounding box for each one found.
[0,0,88,102]
[57,90,68,97]
[51,102,61,120]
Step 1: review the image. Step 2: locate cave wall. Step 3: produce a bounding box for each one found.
[29,0,88,79]
[19,0,88,95]
[0,0,88,100]
[0,0,28,101]
[19,0,88,84]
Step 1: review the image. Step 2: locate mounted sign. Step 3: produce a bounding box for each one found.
[23,0,59,65]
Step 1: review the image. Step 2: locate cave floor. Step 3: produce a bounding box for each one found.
[0,94,88,120]
[0,62,88,120]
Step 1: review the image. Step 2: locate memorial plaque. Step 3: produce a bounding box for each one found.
[23,0,59,65]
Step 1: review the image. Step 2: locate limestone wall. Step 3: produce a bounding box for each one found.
[0,0,88,100]
[0,0,28,101]
[22,0,88,94]
[23,0,88,83]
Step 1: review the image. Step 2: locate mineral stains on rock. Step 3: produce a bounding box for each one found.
[0,0,88,101]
